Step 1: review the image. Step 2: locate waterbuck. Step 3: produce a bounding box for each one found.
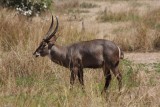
[33,16,124,93]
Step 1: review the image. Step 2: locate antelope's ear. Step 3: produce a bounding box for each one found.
[49,36,58,43]
[48,37,55,49]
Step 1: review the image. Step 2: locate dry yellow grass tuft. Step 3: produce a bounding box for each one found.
[113,8,160,52]
[54,0,79,13]
[97,8,139,22]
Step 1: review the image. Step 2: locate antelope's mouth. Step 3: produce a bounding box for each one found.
[35,54,39,57]
[33,52,40,58]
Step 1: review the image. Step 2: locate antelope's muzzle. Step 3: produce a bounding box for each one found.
[33,52,40,57]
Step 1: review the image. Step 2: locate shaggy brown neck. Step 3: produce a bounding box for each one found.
[48,45,69,67]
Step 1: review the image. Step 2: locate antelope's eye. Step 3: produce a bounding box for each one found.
[42,42,48,48]
[42,44,46,47]
[38,42,45,49]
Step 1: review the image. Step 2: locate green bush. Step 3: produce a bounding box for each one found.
[0,0,52,16]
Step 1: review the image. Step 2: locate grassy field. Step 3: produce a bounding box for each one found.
[0,0,160,107]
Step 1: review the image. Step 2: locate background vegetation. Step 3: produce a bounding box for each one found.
[0,0,52,16]
[0,0,160,107]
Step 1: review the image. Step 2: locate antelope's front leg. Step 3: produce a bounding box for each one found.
[78,67,84,89]
[70,67,79,89]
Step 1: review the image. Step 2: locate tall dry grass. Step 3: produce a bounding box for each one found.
[54,0,79,13]
[54,0,97,14]
[0,8,160,107]
[112,8,160,51]
[97,8,139,22]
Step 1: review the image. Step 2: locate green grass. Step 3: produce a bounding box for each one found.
[67,9,89,14]
[80,2,98,8]
[121,59,138,87]
[154,63,160,73]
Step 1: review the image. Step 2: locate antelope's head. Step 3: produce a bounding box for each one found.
[33,16,59,57]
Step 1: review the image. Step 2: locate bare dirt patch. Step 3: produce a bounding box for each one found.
[125,52,160,64]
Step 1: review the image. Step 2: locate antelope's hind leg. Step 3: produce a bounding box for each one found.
[77,60,85,90]
[111,63,122,91]
[101,64,111,94]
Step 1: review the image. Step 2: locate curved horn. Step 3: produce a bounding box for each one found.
[43,15,54,40]
[45,16,59,41]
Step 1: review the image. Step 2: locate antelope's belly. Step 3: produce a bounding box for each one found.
[82,55,104,68]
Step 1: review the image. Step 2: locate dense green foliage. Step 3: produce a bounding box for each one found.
[0,0,52,16]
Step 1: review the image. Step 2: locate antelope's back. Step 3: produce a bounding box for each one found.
[68,39,118,68]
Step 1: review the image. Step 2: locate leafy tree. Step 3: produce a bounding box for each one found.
[0,0,53,16]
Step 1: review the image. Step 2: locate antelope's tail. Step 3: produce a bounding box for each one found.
[120,51,124,59]
[117,46,124,59]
